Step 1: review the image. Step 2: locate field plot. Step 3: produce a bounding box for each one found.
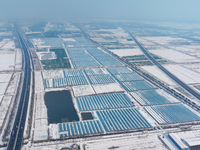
[31,38,63,48]
[96,108,152,132]
[121,80,156,92]
[112,73,144,82]
[1,40,15,49]
[86,48,123,66]
[0,50,15,71]
[84,68,108,76]
[87,74,115,85]
[107,67,133,74]
[40,52,56,60]
[63,69,84,77]
[42,70,64,79]
[73,61,100,68]
[76,93,133,111]
[0,73,12,95]
[74,37,95,47]
[99,60,123,66]
[41,49,71,69]
[67,48,101,68]
[183,63,200,74]
[93,83,124,94]
[164,65,200,84]
[52,76,88,87]
[58,120,103,138]
[110,48,143,57]
[130,89,179,106]
[72,85,95,97]
[149,49,200,63]
[141,66,176,86]
[144,104,200,125]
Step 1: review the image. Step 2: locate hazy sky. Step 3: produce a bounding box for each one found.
[0,0,200,22]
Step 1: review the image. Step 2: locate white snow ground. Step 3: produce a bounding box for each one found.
[93,83,125,94]
[110,48,143,57]
[141,66,176,86]
[72,85,95,97]
[164,64,200,84]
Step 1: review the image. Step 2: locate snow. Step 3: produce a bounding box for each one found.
[157,89,180,103]
[49,124,59,139]
[92,83,124,94]
[42,70,64,79]
[34,92,47,119]
[0,51,15,71]
[141,65,176,86]
[183,63,200,73]
[110,48,143,57]
[0,96,3,104]
[159,134,179,150]
[33,119,48,141]
[26,132,167,150]
[0,73,12,83]
[72,85,95,97]
[5,73,20,95]
[1,40,15,49]
[62,38,76,41]
[149,49,200,63]
[35,71,44,93]
[0,83,9,95]
[164,64,200,84]
[0,96,12,131]
[15,48,22,71]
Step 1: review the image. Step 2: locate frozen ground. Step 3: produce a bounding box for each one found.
[72,85,95,97]
[0,51,15,71]
[141,65,176,86]
[164,64,200,84]
[35,71,44,92]
[42,70,64,79]
[22,132,167,150]
[93,83,124,94]
[183,63,200,74]
[0,72,20,144]
[33,92,48,141]
[110,48,143,57]
[1,40,15,49]
[149,49,200,63]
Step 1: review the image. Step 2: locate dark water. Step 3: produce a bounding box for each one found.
[44,90,79,124]
[81,112,93,120]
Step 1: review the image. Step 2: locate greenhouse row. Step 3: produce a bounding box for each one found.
[144,104,200,125]
[96,108,152,132]
[58,120,103,137]
[76,93,133,111]
[130,90,177,106]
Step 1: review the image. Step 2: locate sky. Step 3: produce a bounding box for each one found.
[0,0,200,23]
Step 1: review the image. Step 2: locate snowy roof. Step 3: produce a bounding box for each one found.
[169,133,189,149]
[184,137,200,147]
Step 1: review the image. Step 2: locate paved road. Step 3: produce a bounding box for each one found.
[7,24,31,150]
[125,29,200,101]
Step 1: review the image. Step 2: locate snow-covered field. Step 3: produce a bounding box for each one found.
[42,70,64,79]
[149,49,200,63]
[93,83,124,94]
[164,64,200,84]
[110,48,143,57]
[1,40,15,49]
[141,66,176,86]
[33,92,48,141]
[35,71,44,92]
[0,51,15,71]
[22,132,167,150]
[72,85,95,97]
